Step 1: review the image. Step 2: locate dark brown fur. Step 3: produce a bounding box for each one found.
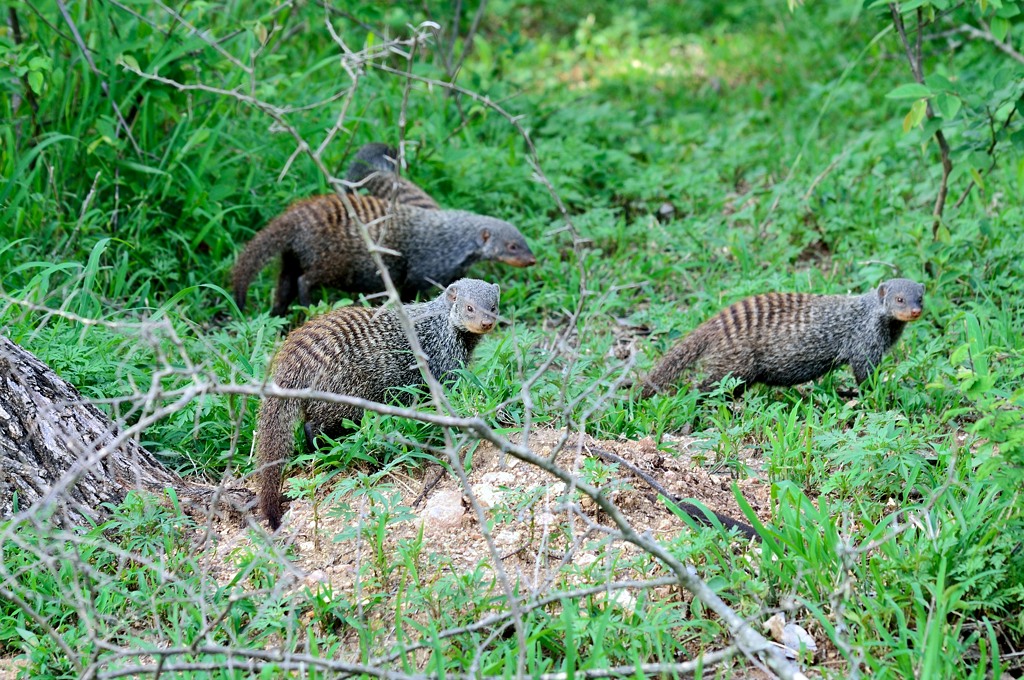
[256,278,500,529]
[232,193,534,315]
[641,278,925,398]
[344,143,440,210]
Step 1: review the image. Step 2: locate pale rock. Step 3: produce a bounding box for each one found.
[474,483,502,509]
[304,569,328,587]
[423,489,464,530]
[764,613,817,659]
[481,471,516,485]
[495,529,520,546]
[535,511,557,527]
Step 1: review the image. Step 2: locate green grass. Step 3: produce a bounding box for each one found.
[2,0,1024,677]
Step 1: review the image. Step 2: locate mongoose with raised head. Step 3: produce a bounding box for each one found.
[256,278,500,529]
[232,193,535,315]
[344,143,440,210]
[640,278,925,398]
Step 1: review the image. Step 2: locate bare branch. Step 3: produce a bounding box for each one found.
[888,3,953,237]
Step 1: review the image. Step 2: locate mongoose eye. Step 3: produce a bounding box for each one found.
[508,242,518,251]
[896,296,905,303]
[466,305,475,313]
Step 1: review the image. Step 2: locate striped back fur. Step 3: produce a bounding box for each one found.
[344,143,440,210]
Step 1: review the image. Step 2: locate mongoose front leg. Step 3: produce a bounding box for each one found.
[850,359,876,387]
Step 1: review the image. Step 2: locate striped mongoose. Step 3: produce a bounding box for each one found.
[640,278,925,398]
[256,278,500,529]
[344,143,440,210]
[232,193,534,315]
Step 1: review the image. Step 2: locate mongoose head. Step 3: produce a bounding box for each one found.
[446,278,501,335]
[477,218,537,268]
[346,143,399,179]
[878,278,925,322]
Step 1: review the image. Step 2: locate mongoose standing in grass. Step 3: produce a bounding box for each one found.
[640,278,925,398]
[344,143,440,210]
[232,193,535,315]
[256,278,500,529]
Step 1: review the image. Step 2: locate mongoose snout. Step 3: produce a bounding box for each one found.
[883,282,924,322]
[498,240,536,267]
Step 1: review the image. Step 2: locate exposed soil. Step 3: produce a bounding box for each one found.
[211,428,772,586]
[195,428,820,677]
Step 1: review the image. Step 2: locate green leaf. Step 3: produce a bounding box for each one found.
[969,166,985,191]
[935,92,962,119]
[990,16,1010,41]
[87,135,114,154]
[28,56,51,71]
[253,21,268,44]
[887,83,932,100]
[27,70,43,94]
[120,54,140,72]
[903,98,928,132]
[925,73,955,91]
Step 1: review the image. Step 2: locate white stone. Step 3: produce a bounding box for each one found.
[423,489,464,529]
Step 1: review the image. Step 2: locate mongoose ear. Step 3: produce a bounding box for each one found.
[480,228,491,243]
[492,283,500,297]
[877,284,887,300]
[446,283,459,303]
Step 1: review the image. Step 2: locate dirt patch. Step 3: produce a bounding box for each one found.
[187,428,823,676]
[238,430,760,551]
[0,656,26,680]
[205,427,773,605]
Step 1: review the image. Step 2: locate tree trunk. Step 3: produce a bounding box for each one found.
[0,336,252,527]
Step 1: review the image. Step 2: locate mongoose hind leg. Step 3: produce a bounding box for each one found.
[303,406,358,452]
[303,421,317,453]
[271,251,302,316]
[297,273,316,308]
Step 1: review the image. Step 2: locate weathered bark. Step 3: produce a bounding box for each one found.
[0,336,252,527]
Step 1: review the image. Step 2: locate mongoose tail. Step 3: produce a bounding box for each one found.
[344,143,441,210]
[641,278,925,398]
[255,393,302,530]
[231,210,301,314]
[640,326,712,398]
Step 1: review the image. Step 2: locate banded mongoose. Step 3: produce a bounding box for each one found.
[640,278,925,398]
[256,278,500,529]
[232,192,535,315]
[344,143,440,210]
